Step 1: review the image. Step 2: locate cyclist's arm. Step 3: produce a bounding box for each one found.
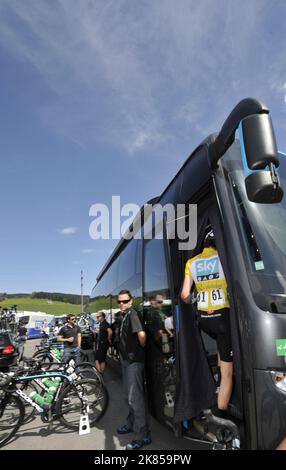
[107,327,113,344]
[137,330,146,348]
[165,327,174,337]
[181,275,194,304]
[57,335,73,343]
[77,332,82,348]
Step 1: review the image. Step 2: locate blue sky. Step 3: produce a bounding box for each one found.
[1,0,286,295]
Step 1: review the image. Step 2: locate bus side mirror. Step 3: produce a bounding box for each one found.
[245,171,283,203]
[240,113,283,203]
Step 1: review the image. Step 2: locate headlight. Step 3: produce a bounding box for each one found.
[271,371,286,393]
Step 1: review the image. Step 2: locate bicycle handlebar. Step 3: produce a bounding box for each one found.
[0,372,13,389]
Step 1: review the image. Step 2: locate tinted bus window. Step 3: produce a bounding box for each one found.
[118,240,137,287]
[144,238,170,295]
[135,239,143,274]
[109,258,119,294]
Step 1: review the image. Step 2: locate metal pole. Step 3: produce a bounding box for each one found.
[81,270,84,313]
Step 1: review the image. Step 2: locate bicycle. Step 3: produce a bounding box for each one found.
[16,356,106,423]
[33,339,89,366]
[0,363,109,448]
[32,337,102,383]
[0,306,17,334]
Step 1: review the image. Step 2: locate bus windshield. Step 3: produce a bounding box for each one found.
[221,141,286,313]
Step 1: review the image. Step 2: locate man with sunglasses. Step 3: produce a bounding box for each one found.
[116,290,151,450]
[57,314,81,364]
[147,294,165,341]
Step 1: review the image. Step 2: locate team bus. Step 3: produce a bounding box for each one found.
[87,98,286,450]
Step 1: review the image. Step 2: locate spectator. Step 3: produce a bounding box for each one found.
[16,321,28,362]
[57,314,81,364]
[146,294,165,341]
[95,311,112,375]
[164,311,174,337]
[116,290,151,450]
[53,321,60,336]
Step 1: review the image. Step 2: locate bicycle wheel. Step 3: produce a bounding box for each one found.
[19,381,38,423]
[75,362,103,383]
[32,351,53,369]
[79,350,88,363]
[56,378,109,430]
[0,395,24,448]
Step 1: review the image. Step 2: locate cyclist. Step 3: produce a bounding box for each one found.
[181,229,233,417]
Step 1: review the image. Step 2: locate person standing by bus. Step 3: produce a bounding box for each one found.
[181,230,233,417]
[57,314,81,364]
[95,311,112,375]
[16,321,28,362]
[53,321,60,337]
[116,290,151,450]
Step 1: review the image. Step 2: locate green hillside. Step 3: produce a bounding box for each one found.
[0,297,84,316]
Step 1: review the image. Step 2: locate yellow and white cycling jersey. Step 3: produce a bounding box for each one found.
[185,247,230,312]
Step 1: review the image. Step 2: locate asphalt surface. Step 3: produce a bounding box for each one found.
[3,340,204,451]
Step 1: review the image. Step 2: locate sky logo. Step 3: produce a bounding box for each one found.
[196,257,219,281]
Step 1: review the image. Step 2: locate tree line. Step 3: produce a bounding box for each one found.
[0,292,90,305]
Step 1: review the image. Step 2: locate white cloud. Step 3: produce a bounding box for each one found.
[81,249,97,254]
[58,227,78,235]
[0,0,285,154]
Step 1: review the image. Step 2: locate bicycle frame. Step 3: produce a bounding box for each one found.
[11,372,72,414]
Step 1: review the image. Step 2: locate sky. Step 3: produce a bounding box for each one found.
[1,0,286,295]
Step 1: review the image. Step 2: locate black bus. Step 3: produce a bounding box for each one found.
[88,98,286,450]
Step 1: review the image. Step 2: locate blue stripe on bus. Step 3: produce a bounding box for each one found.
[239,121,282,175]
[239,121,252,177]
[175,304,180,333]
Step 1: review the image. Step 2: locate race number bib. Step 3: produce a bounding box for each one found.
[197,291,209,309]
[210,288,225,307]
[197,288,225,309]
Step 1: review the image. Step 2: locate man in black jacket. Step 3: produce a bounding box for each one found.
[95,311,112,374]
[116,290,151,450]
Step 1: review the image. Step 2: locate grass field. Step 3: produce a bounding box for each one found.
[0,297,85,316]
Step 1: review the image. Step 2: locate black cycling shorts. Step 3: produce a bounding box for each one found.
[95,344,109,363]
[198,308,233,362]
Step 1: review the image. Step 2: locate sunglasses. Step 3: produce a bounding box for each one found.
[156,300,163,304]
[117,299,131,304]
[70,318,76,321]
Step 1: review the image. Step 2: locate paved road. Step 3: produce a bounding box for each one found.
[4,340,207,451]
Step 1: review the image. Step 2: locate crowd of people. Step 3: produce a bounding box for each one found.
[14,228,285,451]
[13,229,234,450]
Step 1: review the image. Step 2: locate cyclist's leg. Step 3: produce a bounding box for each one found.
[218,360,233,410]
[216,313,233,411]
